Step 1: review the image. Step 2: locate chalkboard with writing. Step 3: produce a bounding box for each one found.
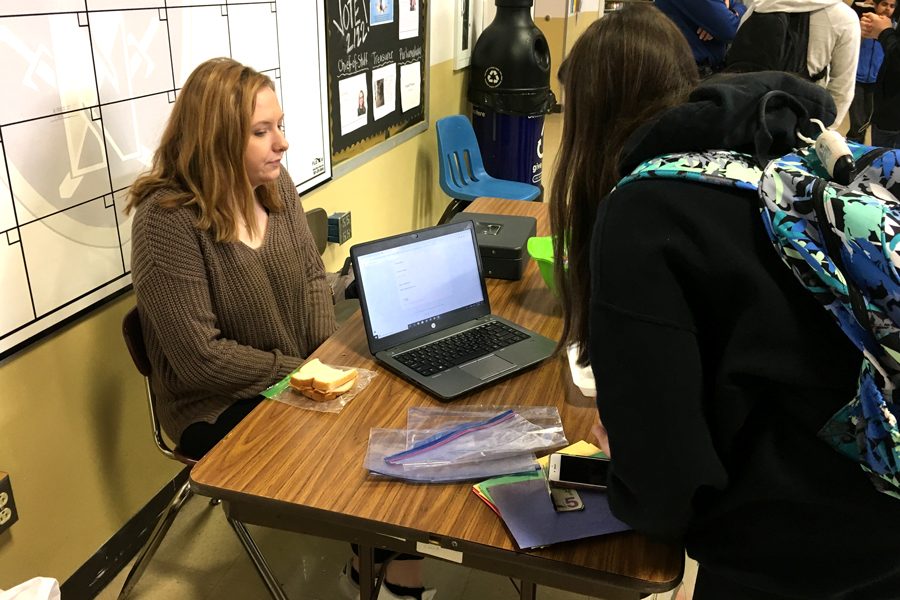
[326,0,428,163]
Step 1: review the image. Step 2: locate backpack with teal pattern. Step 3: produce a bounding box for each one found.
[619,142,900,500]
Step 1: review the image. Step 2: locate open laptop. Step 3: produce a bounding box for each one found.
[350,219,557,401]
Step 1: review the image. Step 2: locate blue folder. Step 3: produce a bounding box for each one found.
[488,477,631,550]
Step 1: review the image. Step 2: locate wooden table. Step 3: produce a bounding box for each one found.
[190,198,683,599]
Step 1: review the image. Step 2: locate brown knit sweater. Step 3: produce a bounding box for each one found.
[130,169,336,443]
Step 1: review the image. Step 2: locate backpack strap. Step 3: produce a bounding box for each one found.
[788,11,828,81]
[617,150,762,192]
[725,11,826,80]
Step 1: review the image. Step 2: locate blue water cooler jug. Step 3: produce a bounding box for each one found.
[468,0,555,192]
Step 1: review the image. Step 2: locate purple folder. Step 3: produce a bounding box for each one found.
[488,477,631,550]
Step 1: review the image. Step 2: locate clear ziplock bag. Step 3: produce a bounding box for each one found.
[365,429,540,482]
[388,406,567,467]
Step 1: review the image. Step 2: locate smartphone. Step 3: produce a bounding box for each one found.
[547,453,611,491]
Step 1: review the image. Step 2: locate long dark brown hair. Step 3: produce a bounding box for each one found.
[550,5,698,364]
[126,58,283,242]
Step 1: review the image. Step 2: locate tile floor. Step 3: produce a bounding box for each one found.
[94,491,698,600]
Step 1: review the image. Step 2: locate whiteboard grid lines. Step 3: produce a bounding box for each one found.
[0,1,330,357]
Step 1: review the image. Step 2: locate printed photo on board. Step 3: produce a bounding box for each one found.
[399,0,418,38]
[375,79,385,107]
[371,63,397,120]
[399,61,420,112]
[338,72,369,134]
[371,0,394,25]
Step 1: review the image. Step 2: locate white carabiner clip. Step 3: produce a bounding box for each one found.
[798,119,855,185]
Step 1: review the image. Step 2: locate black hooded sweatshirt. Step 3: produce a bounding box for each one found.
[589,73,900,599]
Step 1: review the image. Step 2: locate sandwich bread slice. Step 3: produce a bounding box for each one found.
[289,358,358,402]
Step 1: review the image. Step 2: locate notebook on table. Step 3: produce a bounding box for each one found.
[349,219,556,401]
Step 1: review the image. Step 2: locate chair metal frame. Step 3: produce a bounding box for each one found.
[119,306,288,600]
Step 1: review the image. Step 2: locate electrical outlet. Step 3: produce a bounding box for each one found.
[327,211,352,244]
[0,472,19,534]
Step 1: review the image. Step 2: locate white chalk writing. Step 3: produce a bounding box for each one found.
[399,46,422,61]
[372,50,394,67]
[332,0,370,55]
[337,51,369,75]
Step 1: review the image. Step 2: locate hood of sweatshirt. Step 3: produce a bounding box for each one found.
[744,0,843,13]
[620,72,836,174]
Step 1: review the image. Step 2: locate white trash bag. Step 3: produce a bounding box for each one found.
[0,578,61,600]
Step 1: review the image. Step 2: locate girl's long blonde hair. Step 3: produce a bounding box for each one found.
[126,57,283,242]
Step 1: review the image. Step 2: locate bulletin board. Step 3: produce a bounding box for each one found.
[0,1,331,359]
[325,0,428,165]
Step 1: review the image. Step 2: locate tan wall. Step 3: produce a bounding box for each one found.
[0,293,180,586]
[0,58,468,588]
[534,10,601,107]
[535,15,566,103]
[568,10,600,55]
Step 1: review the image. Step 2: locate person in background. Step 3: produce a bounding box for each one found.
[550,5,900,598]
[848,0,895,142]
[739,0,860,128]
[128,58,430,600]
[862,5,900,146]
[655,0,746,77]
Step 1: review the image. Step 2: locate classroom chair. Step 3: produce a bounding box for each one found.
[306,206,329,255]
[119,307,288,600]
[306,207,360,325]
[435,114,541,224]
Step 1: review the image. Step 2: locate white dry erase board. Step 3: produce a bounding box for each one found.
[0,1,331,358]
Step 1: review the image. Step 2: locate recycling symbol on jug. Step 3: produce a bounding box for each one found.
[484,67,502,88]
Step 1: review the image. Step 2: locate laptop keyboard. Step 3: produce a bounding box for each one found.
[394,321,530,377]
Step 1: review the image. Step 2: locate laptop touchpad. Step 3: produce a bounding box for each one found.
[460,355,516,380]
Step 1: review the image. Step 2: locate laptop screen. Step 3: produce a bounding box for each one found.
[351,221,492,353]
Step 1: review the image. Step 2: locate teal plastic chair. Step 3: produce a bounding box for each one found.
[436,115,541,223]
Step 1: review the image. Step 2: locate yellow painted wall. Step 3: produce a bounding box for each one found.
[535,15,566,103]
[0,58,468,587]
[534,10,600,107]
[568,11,600,55]
[0,293,179,587]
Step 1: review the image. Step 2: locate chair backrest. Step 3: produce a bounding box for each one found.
[306,207,328,255]
[436,115,489,196]
[122,307,152,377]
[122,306,192,464]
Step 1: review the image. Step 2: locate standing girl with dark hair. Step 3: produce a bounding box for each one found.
[551,6,900,598]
